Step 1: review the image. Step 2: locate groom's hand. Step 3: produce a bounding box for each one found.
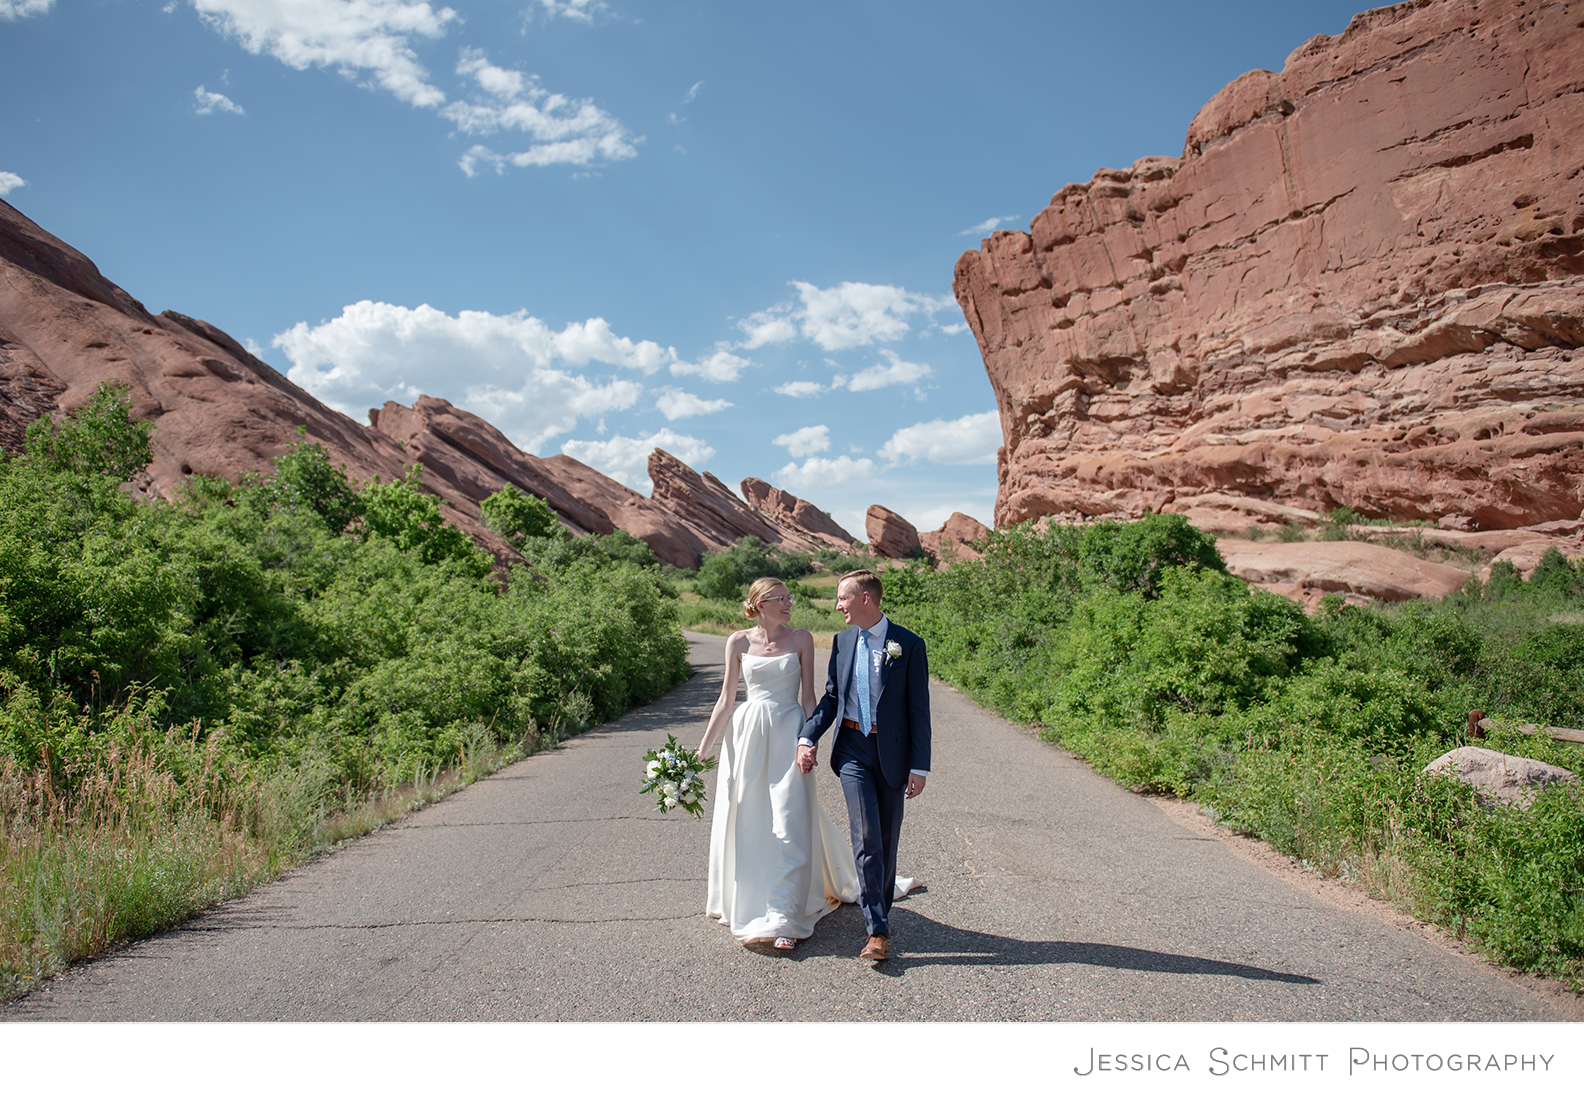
[905,774,926,799]
[796,745,817,773]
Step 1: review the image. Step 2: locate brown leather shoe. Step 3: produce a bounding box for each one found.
[859,935,889,961]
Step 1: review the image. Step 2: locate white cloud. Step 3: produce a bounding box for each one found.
[880,411,1002,465]
[773,380,825,398]
[844,350,931,392]
[656,388,732,420]
[939,322,968,335]
[737,310,799,349]
[535,0,604,22]
[959,215,1018,237]
[738,281,956,352]
[191,3,635,172]
[772,425,830,459]
[442,48,637,169]
[562,429,715,493]
[191,0,455,108]
[671,349,749,382]
[772,455,876,492]
[0,0,52,19]
[273,300,663,453]
[683,80,703,103]
[0,171,26,197]
[193,85,245,115]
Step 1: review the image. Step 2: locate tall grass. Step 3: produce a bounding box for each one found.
[0,707,525,1000]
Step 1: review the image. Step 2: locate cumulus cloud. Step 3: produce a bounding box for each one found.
[443,48,637,170]
[273,300,672,452]
[0,171,26,197]
[534,0,605,22]
[841,350,931,392]
[879,411,1002,465]
[669,348,749,382]
[562,429,715,493]
[773,380,825,398]
[738,281,956,352]
[191,0,455,108]
[656,388,731,420]
[1,0,52,18]
[959,215,1018,237]
[193,85,245,115]
[191,2,636,172]
[772,455,876,493]
[772,425,830,459]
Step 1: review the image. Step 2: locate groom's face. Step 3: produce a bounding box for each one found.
[836,580,878,627]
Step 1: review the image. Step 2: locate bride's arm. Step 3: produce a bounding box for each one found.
[798,629,817,719]
[698,634,744,760]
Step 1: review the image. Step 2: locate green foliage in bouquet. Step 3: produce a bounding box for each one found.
[641,733,716,817]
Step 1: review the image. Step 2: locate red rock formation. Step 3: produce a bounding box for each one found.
[0,198,854,571]
[740,477,858,551]
[920,512,990,561]
[954,0,1584,534]
[866,505,921,559]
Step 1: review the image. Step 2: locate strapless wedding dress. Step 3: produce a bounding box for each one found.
[706,651,913,944]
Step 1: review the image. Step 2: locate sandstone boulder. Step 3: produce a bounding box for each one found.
[1424,746,1577,807]
[1217,538,1471,604]
[866,505,921,559]
[954,0,1584,534]
[919,511,990,561]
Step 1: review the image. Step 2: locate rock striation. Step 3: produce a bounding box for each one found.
[0,198,851,570]
[954,0,1584,535]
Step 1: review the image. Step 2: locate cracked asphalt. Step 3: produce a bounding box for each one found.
[1,632,1568,1021]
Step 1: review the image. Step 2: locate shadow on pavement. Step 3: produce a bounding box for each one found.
[791,909,1319,985]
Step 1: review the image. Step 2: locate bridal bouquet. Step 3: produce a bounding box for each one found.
[642,734,716,817]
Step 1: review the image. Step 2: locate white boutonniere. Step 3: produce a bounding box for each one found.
[884,639,903,664]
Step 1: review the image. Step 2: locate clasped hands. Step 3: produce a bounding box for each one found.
[795,744,817,774]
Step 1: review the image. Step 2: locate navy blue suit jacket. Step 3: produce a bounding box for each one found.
[799,621,931,789]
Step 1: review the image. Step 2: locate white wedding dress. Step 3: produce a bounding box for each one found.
[706,651,912,944]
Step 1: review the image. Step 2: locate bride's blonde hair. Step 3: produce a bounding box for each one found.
[742,577,787,620]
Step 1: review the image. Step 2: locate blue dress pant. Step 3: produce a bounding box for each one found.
[832,728,905,937]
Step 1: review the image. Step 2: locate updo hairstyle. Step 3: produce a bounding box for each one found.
[743,577,788,620]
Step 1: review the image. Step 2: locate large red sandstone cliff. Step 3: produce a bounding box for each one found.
[0,199,847,569]
[954,0,1584,533]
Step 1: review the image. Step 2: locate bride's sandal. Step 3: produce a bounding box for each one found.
[773,937,796,951]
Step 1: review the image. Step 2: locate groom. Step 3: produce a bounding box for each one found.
[797,569,930,961]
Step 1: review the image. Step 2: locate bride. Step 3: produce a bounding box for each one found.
[699,577,861,950]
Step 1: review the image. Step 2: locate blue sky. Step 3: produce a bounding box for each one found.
[1,0,1365,538]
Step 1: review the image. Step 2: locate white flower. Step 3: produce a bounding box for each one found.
[681,789,697,803]
[664,796,679,808]
[661,781,679,796]
[885,640,902,660]
[683,769,695,782]
[646,761,661,778]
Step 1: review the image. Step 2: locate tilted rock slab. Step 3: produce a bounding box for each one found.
[866,504,922,559]
[954,0,1584,534]
[0,198,852,570]
[920,511,990,562]
[740,477,858,552]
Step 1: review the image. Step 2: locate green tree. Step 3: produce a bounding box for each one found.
[359,468,491,578]
[480,484,562,548]
[20,381,152,482]
[243,428,363,534]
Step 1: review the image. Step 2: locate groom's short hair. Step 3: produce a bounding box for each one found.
[840,569,882,604]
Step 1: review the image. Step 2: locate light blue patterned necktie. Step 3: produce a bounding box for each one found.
[856,629,872,735]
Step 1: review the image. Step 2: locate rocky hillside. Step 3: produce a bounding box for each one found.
[954,0,1584,535]
[0,199,850,568]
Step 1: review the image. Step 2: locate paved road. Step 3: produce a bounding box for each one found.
[2,633,1568,1021]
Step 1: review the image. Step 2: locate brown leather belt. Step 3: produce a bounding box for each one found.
[840,718,876,734]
